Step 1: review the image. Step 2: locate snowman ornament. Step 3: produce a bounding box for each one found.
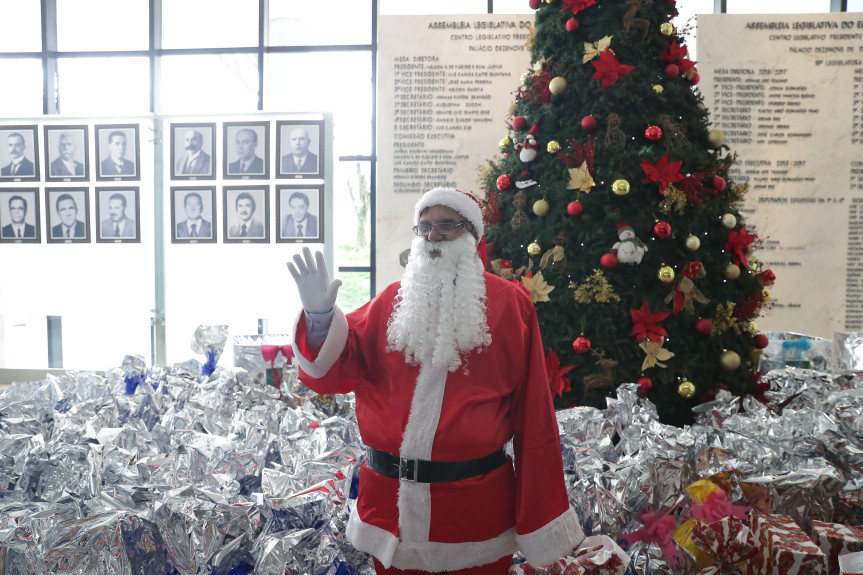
[612,223,647,265]
[515,122,539,189]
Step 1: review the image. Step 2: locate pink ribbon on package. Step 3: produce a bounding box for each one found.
[623,507,682,567]
[261,344,295,396]
[691,490,751,523]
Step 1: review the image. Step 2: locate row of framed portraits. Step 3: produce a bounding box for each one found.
[0,184,324,244]
[0,119,325,183]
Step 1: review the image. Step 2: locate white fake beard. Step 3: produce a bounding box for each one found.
[386,233,491,372]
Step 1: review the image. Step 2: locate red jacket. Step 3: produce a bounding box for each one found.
[292,272,583,571]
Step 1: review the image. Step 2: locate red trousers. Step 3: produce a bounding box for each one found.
[372,555,513,575]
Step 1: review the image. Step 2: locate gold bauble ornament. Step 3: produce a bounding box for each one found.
[507,102,517,115]
[612,179,631,196]
[549,76,568,95]
[660,22,675,36]
[746,321,758,334]
[724,263,741,280]
[685,234,701,251]
[499,137,511,151]
[547,140,560,153]
[678,379,696,398]
[527,242,542,257]
[653,84,664,94]
[763,288,772,301]
[707,129,725,148]
[533,199,550,217]
[720,349,741,371]
[658,264,675,284]
[520,73,530,86]
[721,213,737,229]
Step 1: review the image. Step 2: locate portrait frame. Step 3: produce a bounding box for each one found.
[45,187,90,243]
[0,125,40,182]
[0,188,41,244]
[223,185,270,244]
[95,124,141,181]
[95,187,141,244]
[170,186,217,244]
[276,184,323,243]
[223,121,270,180]
[275,120,324,180]
[170,122,216,181]
[44,125,89,182]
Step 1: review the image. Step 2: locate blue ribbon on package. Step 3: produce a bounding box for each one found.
[202,350,217,376]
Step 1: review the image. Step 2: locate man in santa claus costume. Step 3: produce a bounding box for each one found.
[287,187,583,574]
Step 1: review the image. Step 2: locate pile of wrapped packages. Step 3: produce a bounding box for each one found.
[3,327,863,574]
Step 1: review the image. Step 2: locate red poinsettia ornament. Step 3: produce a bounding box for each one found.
[630,302,670,343]
[641,153,684,194]
[545,348,577,397]
[590,50,635,89]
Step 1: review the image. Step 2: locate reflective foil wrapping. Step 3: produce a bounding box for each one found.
[0,340,370,574]
[192,324,230,377]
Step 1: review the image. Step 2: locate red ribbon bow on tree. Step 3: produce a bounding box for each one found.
[261,344,295,396]
[623,507,682,567]
[725,226,757,267]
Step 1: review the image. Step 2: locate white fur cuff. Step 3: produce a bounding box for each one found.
[516,507,585,568]
[291,305,348,378]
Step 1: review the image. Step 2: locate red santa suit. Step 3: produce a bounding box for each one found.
[291,271,584,572]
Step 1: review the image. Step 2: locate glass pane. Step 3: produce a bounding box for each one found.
[491,0,535,14]
[379,0,488,15]
[0,3,41,52]
[57,0,149,51]
[162,0,259,49]
[58,57,150,115]
[726,0,830,13]
[269,0,372,46]
[0,59,43,116]
[848,0,863,10]
[334,271,371,313]
[335,160,372,268]
[161,54,259,114]
[674,0,714,60]
[266,52,372,155]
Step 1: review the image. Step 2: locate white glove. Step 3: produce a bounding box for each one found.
[287,247,342,313]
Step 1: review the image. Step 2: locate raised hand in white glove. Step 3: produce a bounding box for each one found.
[287,247,342,313]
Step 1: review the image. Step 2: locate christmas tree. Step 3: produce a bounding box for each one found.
[480,0,775,427]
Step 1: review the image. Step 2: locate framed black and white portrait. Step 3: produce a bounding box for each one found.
[96,124,140,181]
[276,184,323,243]
[44,126,89,182]
[45,187,90,243]
[0,188,41,244]
[223,186,269,243]
[170,123,216,180]
[276,120,323,179]
[95,187,140,243]
[0,125,40,182]
[171,186,216,244]
[223,121,269,180]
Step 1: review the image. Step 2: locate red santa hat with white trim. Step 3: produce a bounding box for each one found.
[414,187,488,266]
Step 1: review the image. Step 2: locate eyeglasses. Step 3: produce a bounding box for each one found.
[412,221,470,237]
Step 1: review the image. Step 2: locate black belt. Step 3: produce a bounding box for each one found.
[365,446,508,483]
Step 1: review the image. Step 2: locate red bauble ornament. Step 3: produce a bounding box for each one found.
[712,176,726,191]
[529,0,541,8]
[496,174,512,191]
[695,318,713,335]
[567,200,584,217]
[645,125,662,141]
[754,333,769,349]
[581,115,598,132]
[512,115,527,131]
[600,253,618,269]
[566,18,580,32]
[653,221,672,239]
[573,336,591,354]
[664,63,680,78]
[637,376,653,396]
